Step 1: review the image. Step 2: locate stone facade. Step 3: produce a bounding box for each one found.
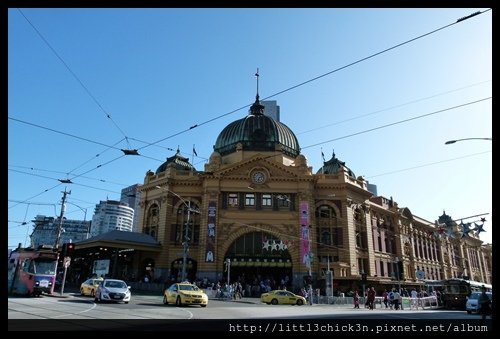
[133,95,491,293]
[135,152,491,291]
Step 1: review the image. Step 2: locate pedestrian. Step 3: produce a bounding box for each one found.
[478,286,491,323]
[353,291,360,308]
[410,288,418,310]
[389,289,395,309]
[393,289,401,310]
[367,287,376,310]
[382,289,389,308]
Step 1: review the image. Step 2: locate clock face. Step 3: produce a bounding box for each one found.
[252,171,266,184]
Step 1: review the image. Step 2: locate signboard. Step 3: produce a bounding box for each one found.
[416,270,425,280]
[93,259,110,278]
[205,201,216,262]
[63,256,71,268]
[300,201,311,269]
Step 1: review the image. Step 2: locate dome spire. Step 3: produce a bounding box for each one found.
[250,68,264,116]
[256,67,260,99]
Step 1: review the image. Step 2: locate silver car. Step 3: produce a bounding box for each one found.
[465,291,492,314]
[94,279,131,304]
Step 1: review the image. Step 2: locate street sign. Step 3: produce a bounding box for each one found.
[63,256,71,268]
[416,270,425,280]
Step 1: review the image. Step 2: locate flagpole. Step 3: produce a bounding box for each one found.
[192,144,196,168]
[321,148,325,174]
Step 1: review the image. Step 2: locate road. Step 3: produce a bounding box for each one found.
[8,292,491,331]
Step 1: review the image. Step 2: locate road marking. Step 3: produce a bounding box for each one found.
[50,302,97,318]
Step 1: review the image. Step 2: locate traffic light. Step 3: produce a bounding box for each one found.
[361,273,367,283]
[62,243,75,257]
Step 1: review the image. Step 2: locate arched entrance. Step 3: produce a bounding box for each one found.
[225,231,292,296]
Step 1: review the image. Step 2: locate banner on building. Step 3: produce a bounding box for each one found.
[300,201,311,269]
[205,201,216,262]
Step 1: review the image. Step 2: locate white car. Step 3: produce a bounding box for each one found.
[465,291,492,314]
[94,279,131,304]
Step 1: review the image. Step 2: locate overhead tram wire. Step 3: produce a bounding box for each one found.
[8,200,58,213]
[12,9,491,157]
[17,9,134,151]
[366,151,491,179]
[13,8,491,160]
[8,117,164,171]
[8,117,171,166]
[8,116,178,175]
[8,165,132,187]
[136,9,491,153]
[66,137,128,174]
[8,182,63,210]
[11,9,491,207]
[302,97,491,150]
[8,169,123,207]
[8,117,122,150]
[9,97,491,209]
[296,80,492,136]
[8,117,166,172]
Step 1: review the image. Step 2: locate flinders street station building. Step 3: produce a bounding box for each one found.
[130,92,492,293]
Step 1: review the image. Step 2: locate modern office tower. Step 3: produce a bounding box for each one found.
[90,200,134,237]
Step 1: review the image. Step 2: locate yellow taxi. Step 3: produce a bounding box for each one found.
[260,290,306,305]
[163,282,208,307]
[80,277,103,297]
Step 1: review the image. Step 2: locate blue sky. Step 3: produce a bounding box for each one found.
[8,8,492,250]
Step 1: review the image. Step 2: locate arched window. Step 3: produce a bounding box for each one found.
[354,207,367,249]
[321,231,331,245]
[145,203,159,239]
[174,202,200,245]
[315,204,342,247]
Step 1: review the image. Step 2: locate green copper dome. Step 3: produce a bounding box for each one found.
[155,148,194,174]
[317,150,356,178]
[214,95,300,157]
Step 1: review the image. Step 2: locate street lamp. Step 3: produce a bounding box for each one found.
[155,186,199,282]
[66,202,89,238]
[225,258,231,285]
[445,137,492,145]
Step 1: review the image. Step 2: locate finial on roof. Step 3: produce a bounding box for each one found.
[255,68,260,100]
[250,68,264,115]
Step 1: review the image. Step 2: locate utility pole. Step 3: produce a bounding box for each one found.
[395,256,401,292]
[51,189,70,294]
[155,185,198,283]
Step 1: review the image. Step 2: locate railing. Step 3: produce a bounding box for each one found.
[314,295,439,309]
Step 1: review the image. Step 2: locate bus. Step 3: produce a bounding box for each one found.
[442,278,492,309]
[8,245,58,296]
